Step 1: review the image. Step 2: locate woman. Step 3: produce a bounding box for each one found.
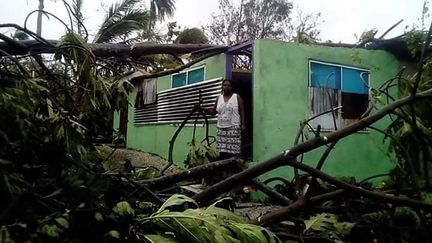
[201,79,246,159]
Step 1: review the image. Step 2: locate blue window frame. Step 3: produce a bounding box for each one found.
[172,73,187,88]
[171,66,205,88]
[309,61,370,130]
[310,62,369,93]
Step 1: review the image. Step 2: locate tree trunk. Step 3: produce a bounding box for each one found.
[140,158,244,189]
[37,0,44,36]
[0,37,226,58]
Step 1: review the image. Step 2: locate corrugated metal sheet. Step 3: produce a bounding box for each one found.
[134,78,222,124]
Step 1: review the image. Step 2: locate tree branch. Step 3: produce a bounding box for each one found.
[255,189,345,224]
[193,88,432,204]
[140,158,243,189]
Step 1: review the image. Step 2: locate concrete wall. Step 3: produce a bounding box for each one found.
[252,39,401,182]
[116,53,225,165]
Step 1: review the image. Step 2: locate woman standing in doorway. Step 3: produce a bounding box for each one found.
[201,79,246,159]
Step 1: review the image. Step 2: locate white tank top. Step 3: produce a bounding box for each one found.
[216,93,241,128]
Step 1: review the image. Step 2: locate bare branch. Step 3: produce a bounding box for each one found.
[193,88,432,204]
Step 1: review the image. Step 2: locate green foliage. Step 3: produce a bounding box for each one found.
[184,139,218,168]
[383,60,432,189]
[206,0,322,45]
[140,194,282,243]
[108,230,121,238]
[356,29,378,44]
[0,31,141,242]
[149,0,176,20]
[304,213,354,243]
[403,30,428,58]
[144,234,179,243]
[132,167,158,180]
[361,211,391,225]
[113,201,135,216]
[175,28,208,44]
[394,207,421,228]
[93,0,155,43]
[92,0,176,43]
[156,194,199,213]
[0,226,14,243]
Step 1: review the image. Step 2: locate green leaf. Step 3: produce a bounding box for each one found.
[108,230,120,238]
[55,217,69,229]
[205,203,247,223]
[0,226,14,243]
[113,201,135,216]
[304,213,354,241]
[40,224,62,238]
[146,210,236,243]
[144,199,281,243]
[132,167,157,180]
[228,223,282,243]
[304,213,338,233]
[155,194,198,214]
[95,212,104,222]
[144,234,179,243]
[184,140,217,168]
[334,222,355,236]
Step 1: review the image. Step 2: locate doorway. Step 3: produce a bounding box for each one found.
[118,108,128,147]
[232,70,253,160]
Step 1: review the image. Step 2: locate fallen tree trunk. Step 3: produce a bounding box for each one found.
[193,88,432,206]
[140,158,243,189]
[0,37,226,58]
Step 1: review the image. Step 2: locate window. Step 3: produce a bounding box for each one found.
[309,61,369,130]
[171,66,205,88]
[134,79,157,108]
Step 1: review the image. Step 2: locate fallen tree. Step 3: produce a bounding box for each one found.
[0,24,227,58]
[2,20,432,242]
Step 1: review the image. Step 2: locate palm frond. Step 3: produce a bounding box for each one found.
[94,0,154,43]
[150,0,176,19]
[95,10,153,43]
[71,0,83,18]
[71,0,86,36]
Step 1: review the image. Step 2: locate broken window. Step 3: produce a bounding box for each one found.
[309,61,369,130]
[134,79,157,108]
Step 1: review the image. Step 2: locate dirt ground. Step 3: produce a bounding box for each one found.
[97,144,181,175]
[96,145,281,220]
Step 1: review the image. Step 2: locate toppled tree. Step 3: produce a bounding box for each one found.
[2,4,432,243]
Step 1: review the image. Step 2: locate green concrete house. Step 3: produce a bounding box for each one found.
[113,39,407,182]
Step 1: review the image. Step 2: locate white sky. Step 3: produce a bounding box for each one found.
[0,0,430,43]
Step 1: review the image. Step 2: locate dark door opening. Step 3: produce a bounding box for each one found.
[119,108,128,147]
[232,70,253,160]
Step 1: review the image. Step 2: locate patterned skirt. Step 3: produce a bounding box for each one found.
[216,126,241,155]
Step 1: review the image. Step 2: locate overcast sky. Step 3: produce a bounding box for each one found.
[0,0,430,43]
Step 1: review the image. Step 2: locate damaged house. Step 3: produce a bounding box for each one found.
[113,39,410,182]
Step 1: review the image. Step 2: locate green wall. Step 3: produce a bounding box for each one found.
[252,39,401,182]
[157,54,226,92]
[114,40,403,182]
[118,53,225,165]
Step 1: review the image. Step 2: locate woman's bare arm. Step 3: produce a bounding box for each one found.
[201,96,218,115]
[238,95,246,131]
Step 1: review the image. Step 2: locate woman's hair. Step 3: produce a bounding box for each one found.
[222,79,232,85]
